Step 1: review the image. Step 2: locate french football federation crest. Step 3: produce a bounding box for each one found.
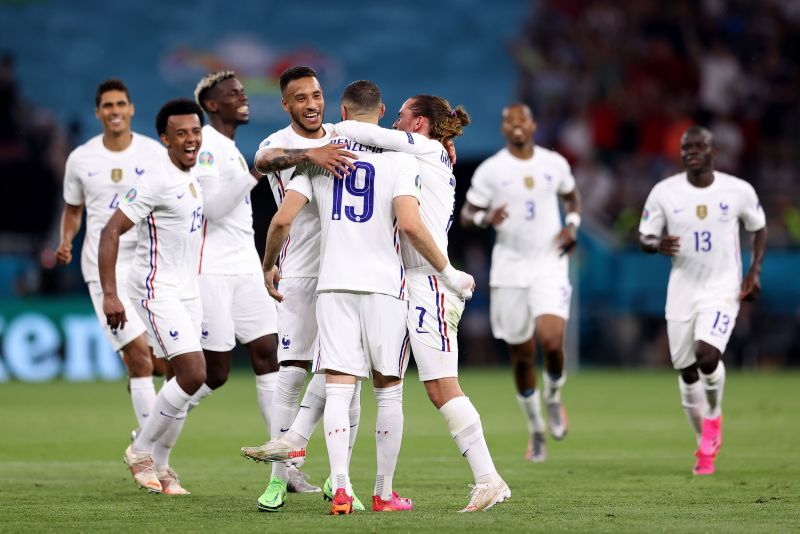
[189,183,197,198]
[524,176,535,189]
[696,205,708,219]
[111,169,123,183]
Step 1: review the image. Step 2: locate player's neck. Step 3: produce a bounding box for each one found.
[687,169,715,188]
[508,142,533,159]
[210,117,237,140]
[290,122,325,139]
[102,131,133,152]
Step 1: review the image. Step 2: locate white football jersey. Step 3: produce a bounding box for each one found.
[335,121,455,275]
[193,124,260,275]
[63,133,165,282]
[466,146,576,287]
[256,124,335,278]
[639,172,766,321]
[286,136,421,297]
[119,154,204,301]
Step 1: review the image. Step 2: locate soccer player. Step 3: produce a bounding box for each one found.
[461,103,581,463]
[260,80,475,515]
[99,99,207,494]
[333,96,511,512]
[56,80,166,434]
[246,66,357,511]
[639,126,766,475]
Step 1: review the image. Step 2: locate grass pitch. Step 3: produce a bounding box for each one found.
[0,368,798,532]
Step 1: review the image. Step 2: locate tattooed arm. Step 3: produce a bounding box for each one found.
[255,144,357,178]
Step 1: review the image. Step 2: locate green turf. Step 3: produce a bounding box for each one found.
[0,369,798,532]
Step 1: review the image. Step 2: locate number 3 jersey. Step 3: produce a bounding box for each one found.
[118,154,204,301]
[62,133,165,282]
[286,138,421,298]
[466,146,576,287]
[639,172,765,321]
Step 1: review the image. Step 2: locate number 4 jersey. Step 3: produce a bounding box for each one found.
[639,171,765,321]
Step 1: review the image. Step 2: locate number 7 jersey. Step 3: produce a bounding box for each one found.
[639,171,765,321]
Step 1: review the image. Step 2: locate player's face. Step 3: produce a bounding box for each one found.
[96,90,134,135]
[501,105,536,147]
[392,99,418,132]
[161,114,203,170]
[212,77,249,125]
[282,76,324,135]
[680,131,714,172]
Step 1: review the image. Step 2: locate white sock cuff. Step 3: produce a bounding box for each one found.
[277,366,307,401]
[162,378,192,411]
[255,371,279,389]
[543,371,567,388]
[304,372,327,400]
[699,361,725,383]
[515,388,540,403]
[374,383,403,404]
[678,375,703,393]
[129,376,154,390]
[440,396,480,438]
[326,382,356,397]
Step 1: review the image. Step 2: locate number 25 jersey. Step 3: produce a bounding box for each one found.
[639,172,765,321]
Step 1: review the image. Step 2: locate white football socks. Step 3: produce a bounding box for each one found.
[187,383,213,411]
[374,383,403,500]
[287,372,326,447]
[516,388,546,434]
[152,407,187,470]
[678,375,706,441]
[542,372,567,403]
[133,378,191,454]
[129,376,157,428]
[440,395,498,484]
[270,365,307,482]
[324,383,355,492]
[699,361,726,419]
[348,381,362,465]
[255,371,278,435]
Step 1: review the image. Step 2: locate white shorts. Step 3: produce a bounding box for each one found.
[87,280,146,351]
[667,307,737,370]
[406,270,465,381]
[198,273,278,351]
[490,277,572,345]
[313,292,409,380]
[132,297,203,359]
[277,277,318,363]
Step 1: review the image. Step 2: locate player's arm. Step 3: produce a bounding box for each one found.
[98,209,135,330]
[197,165,259,221]
[557,188,582,254]
[55,203,84,265]
[262,190,308,302]
[740,226,767,301]
[638,189,678,255]
[254,145,357,179]
[395,196,475,299]
[460,200,508,229]
[335,121,433,156]
[639,233,680,256]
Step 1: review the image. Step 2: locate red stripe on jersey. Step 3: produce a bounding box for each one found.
[198,219,208,274]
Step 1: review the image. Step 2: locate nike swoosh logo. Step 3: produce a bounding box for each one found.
[88,171,100,176]
[299,405,310,409]
[159,411,175,419]
[673,208,685,213]
[177,193,185,199]
[280,428,290,433]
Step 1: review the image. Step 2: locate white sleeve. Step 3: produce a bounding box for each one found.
[638,186,666,236]
[62,152,84,206]
[556,155,577,194]
[118,174,161,225]
[465,161,494,208]
[195,148,258,221]
[285,167,313,202]
[392,155,422,200]
[739,182,766,232]
[335,121,433,156]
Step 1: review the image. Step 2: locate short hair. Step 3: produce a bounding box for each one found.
[279,65,317,95]
[95,79,130,108]
[194,70,236,112]
[155,99,205,136]
[407,95,470,143]
[341,80,381,114]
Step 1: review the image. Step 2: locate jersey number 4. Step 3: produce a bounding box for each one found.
[332,162,375,223]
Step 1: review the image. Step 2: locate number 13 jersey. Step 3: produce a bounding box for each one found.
[639,172,765,321]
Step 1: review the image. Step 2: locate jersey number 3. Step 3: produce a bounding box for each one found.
[332,162,375,223]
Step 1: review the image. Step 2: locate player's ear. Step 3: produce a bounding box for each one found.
[159,133,170,148]
[340,104,347,121]
[281,98,289,114]
[531,118,537,135]
[379,103,385,119]
[129,102,135,118]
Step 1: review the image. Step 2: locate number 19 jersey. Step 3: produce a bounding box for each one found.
[286,138,421,298]
[639,172,765,321]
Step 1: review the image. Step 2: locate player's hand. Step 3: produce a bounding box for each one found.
[444,138,457,165]
[658,235,680,256]
[55,241,72,265]
[487,204,509,227]
[264,265,284,302]
[440,263,476,301]
[103,294,127,330]
[739,271,761,301]
[556,226,578,256]
[308,144,357,180]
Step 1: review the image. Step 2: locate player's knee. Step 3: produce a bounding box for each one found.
[123,345,153,378]
[694,344,720,374]
[204,372,227,390]
[680,365,700,384]
[538,334,563,355]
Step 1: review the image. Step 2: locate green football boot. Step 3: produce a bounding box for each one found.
[257,477,287,512]
[323,476,365,511]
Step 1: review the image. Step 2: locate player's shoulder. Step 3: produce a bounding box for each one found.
[534,145,571,169]
[67,134,104,162]
[131,132,165,154]
[652,172,686,193]
[715,171,757,193]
